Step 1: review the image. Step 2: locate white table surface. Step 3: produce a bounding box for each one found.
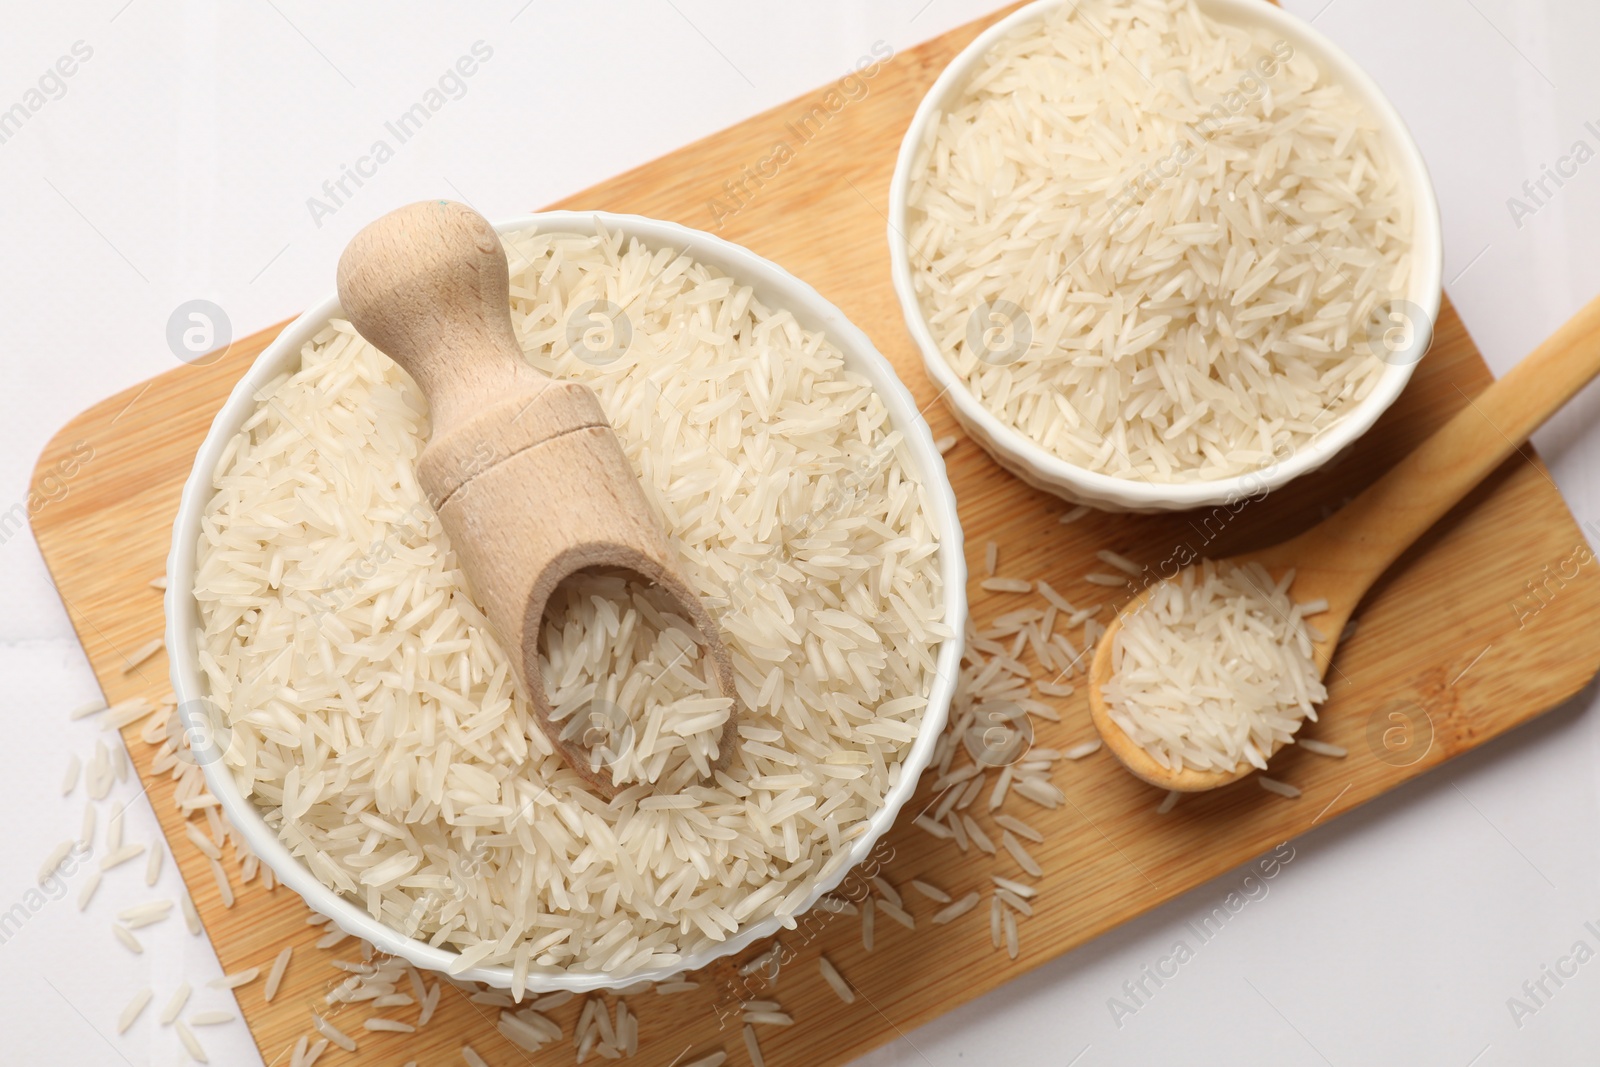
[2,1,1598,1064]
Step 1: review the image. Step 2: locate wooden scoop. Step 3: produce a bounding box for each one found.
[337,200,738,796]
[1089,292,1600,792]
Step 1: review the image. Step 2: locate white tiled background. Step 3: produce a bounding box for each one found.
[2,1,1598,1064]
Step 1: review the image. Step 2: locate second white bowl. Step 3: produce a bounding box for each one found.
[888,0,1444,513]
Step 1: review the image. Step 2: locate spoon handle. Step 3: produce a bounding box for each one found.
[1279,292,1600,591]
[337,200,551,436]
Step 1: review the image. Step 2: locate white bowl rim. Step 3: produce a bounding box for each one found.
[166,209,969,993]
[886,0,1445,510]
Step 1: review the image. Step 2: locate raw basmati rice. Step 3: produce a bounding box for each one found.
[372,994,414,1009]
[185,822,221,859]
[1096,551,1143,578]
[38,840,73,884]
[211,968,259,990]
[818,956,855,1003]
[1259,776,1302,799]
[176,1019,208,1062]
[266,946,293,1002]
[905,0,1413,482]
[107,802,124,852]
[739,946,782,977]
[1013,777,1062,809]
[981,577,1033,593]
[1001,831,1043,877]
[743,1025,766,1067]
[118,900,173,928]
[77,869,100,910]
[69,698,107,720]
[314,1015,357,1053]
[877,899,916,930]
[118,988,151,1034]
[192,226,949,975]
[993,813,1041,843]
[537,574,732,788]
[315,929,348,950]
[122,637,164,673]
[654,981,698,995]
[104,697,155,731]
[113,923,142,953]
[418,983,442,1026]
[364,1018,414,1033]
[1105,561,1327,773]
[961,813,996,855]
[161,983,191,1025]
[949,811,971,851]
[932,892,980,925]
[498,1007,561,1051]
[210,858,234,908]
[997,887,1034,913]
[100,843,145,871]
[992,876,1035,899]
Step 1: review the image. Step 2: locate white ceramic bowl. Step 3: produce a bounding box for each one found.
[166,210,968,993]
[888,0,1444,513]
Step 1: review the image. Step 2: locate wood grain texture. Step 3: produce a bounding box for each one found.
[27,3,1600,1065]
[1087,291,1600,792]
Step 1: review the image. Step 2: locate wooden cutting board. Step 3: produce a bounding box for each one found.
[29,4,1600,1065]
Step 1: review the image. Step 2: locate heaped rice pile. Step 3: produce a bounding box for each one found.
[1103,561,1327,772]
[906,0,1414,481]
[539,574,734,789]
[192,225,949,980]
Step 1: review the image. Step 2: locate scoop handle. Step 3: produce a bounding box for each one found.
[1275,292,1600,594]
[336,200,549,434]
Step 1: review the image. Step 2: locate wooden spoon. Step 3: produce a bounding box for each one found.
[1089,293,1600,791]
[337,200,738,796]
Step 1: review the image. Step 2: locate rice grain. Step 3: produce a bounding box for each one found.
[118,988,151,1034]
[818,956,855,1003]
